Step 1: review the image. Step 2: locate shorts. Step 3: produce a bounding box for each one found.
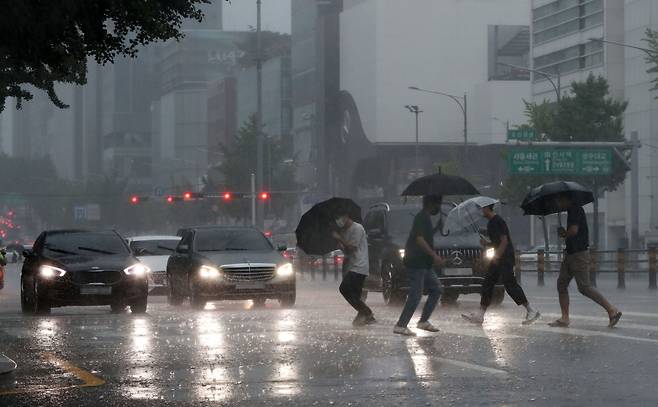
[559,251,591,288]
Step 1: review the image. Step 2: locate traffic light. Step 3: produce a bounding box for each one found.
[130,195,140,205]
[183,192,204,201]
[260,192,270,201]
[222,192,232,201]
[166,195,175,204]
[183,191,192,200]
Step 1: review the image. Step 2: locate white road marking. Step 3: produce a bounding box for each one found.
[529,325,658,344]
[435,357,508,376]
[542,313,658,332]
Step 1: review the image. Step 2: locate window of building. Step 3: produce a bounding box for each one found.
[533,38,603,80]
[533,0,604,45]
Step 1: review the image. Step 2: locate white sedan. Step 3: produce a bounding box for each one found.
[520,244,563,264]
[127,235,181,294]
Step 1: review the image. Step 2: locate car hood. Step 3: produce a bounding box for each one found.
[50,254,137,271]
[201,251,284,267]
[136,255,170,272]
[390,233,481,249]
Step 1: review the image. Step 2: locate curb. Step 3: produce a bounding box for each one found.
[0,354,17,374]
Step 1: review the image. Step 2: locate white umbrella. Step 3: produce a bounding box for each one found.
[445,196,499,234]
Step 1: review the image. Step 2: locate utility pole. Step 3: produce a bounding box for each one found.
[631,131,640,248]
[405,105,422,175]
[255,0,264,229]
[251,172,256,226]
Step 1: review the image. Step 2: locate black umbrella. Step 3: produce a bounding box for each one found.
[295,198,362,256]
[401,173,479,197]
[521,181,594,216]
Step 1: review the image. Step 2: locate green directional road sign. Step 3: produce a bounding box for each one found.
[507,129,537,141]
[508,148,612,176]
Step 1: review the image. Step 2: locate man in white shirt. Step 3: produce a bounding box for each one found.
[332,211,375,326]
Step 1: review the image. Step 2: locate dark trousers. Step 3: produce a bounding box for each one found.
[339,271,373,317]
[396,267,441,328]
[481,262,528,308]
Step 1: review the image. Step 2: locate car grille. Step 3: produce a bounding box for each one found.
[436,248,481,267]
[72,270,123,285]
[221,265,275,282]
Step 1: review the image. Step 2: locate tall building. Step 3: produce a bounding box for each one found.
[530,0,628,248]
[623,0,658,246]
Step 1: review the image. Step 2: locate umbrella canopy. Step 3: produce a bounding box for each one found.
[295,198,362,256]
[445,196,499,233]
[521,181,594,216]
[401,173,480,197]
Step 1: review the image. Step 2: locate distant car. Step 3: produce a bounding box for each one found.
[127,235,181,294]
[20,230,149,314]
[520,244,563,264]
[167,226,295,309]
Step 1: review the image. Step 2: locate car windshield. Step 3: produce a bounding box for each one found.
[43,232,130,257]
[130,239,179,256]
[387,205,474,237]
[195,229,273,252]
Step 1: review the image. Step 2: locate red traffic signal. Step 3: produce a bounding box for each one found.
[130,195,140,205]
[166,195,175,204]
[183,191,192,200]
[222,192,232,201]
[260,192,270,201]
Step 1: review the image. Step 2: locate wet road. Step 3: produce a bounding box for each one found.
[1,264,657,406]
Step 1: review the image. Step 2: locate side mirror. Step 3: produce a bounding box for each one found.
[277,245,287,252]
[136,248,148,256]
[23,249,34,258]
[177,244,190,253]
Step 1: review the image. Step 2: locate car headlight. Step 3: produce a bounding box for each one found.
[399,249,405,259]
[200,265,220,279]
[40,265,67,278]
[124,263,150,276]
[276,263,294,277]
[485,248,496,260]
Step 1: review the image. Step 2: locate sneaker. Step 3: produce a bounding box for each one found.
[364,315,377,325]
[352,314,367,327]
[416,321,440,332]
[461,313,484,325]
[522,311,541,325]
[393,325,417,336]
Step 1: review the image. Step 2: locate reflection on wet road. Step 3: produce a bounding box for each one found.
[0,265,657,406]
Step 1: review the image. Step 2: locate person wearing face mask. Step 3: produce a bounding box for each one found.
[462,203,540,325]
[332,210,375,327]
[393,194,446,336]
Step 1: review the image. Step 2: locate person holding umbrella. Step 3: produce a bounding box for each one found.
[461,198,540,325]
[332,209,376,327]
[549,193,622,328]
[393,195,446,336]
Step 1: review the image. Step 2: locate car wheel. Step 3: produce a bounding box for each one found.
[111,302,127,313]
[440,292,459,306]
[279,292,296,308]
[21,277,34,314]
[130,296,148,314]
[491,287,505,306]
[381,262,406,306]
[190,289,206,310]
[34,281,51,315]
[252,298,266,307]
[167,274,184,306]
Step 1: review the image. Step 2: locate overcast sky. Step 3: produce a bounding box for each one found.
[223,0,291,34]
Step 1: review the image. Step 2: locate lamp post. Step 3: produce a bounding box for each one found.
[404,105,423,175]
[255,0,264,229]
[496,62,561,103]
[588,37,657,57]
[408,86,467,153]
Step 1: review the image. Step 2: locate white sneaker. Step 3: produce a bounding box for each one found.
[416,321,440,332]
[393,326,417,336]
[522,311,541,325]
[461,313,484,325]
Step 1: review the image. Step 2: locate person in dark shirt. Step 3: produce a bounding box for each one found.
[548,193,622,328]
[394,195,446,336]
[462,203,540,325]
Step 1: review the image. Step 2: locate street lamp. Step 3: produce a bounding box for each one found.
[496,62,561,103]
[588,37,657,57]
[408,86,468,149]
[404,105,423,175]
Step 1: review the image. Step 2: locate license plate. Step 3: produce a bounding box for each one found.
[444,268,473,276]
[80,286,112,295]
[235,281,265,290]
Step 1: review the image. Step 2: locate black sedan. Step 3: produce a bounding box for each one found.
[20,230,149,314]
[167,226,295,309]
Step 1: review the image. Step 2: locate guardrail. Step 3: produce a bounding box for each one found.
[516,248,658,289]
